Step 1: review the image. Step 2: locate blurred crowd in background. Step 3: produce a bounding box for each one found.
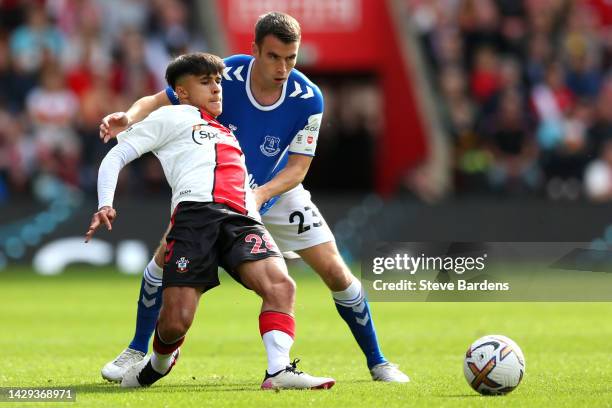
[0,0,205,203]
[0,0,378,203]
[1,0,612,204]
[410,0,612,201]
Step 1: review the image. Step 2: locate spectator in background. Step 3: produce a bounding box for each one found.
[111,29,157,105]
[532,61,589,199]
[563,2,603,99]
[470,46,500,103]
[532,61,575,150]
[26,63,79,186]
[483,88,539,193]
[459,0,504,63]
[525,33,552,86]
[95,0,149,44]
[77,71,118,193]
[0,34,19,111]
[0,0,204,202]
[0,108,34,200]
[543,100,593,200]
[439,65,490,192]
[145,0,206,89]
[1,31,37,114]
[481,56,527,117]
[62,0,111,97]
[587,79,612,158]
[9,4,64,74]
[432,26,465,69]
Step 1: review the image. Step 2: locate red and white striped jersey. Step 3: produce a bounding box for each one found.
[117,105,258,218]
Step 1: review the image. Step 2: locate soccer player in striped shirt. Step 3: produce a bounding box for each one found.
[87,52,334,390]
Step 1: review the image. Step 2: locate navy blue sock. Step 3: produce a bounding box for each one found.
[128,264,163,353]
[333,281,386,368]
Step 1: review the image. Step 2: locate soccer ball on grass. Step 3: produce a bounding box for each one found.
[463,334,525,395]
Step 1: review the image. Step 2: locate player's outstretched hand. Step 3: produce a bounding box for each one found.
[85,206,117,242]
[99,112,129,143]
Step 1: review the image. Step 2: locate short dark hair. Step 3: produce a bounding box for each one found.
[165,53,225,89]
[254,12,301,46]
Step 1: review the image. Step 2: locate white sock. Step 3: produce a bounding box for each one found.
[332,279,364,307]
[262,330,293,374]
[151,351,175,374]
[150,330,182,374]
[143,257,163,286]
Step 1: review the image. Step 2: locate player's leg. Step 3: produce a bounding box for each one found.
[297,242,407,381]
[237,256,296,374]
[263,185,409,382]
[235,256,335,390]
[101,225,169,382]
[131,240,166,352]
[123,202,220,388]
[297,241,382,365]
[222,218,334,390]
[121,286,200,388]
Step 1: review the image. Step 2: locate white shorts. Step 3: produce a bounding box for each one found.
[261,184,335,252]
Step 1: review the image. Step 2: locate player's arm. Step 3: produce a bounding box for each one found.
[253,154,313,209]
[99,90,172,143]
[85,142,140,242]
[88,110,170,241]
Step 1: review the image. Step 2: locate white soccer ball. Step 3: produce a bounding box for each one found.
[463,334,525,395]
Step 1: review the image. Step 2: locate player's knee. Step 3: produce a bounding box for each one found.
[282,275,296,299]
[263,274,295,308]
[278,275,296,305]
[158,316,191,341]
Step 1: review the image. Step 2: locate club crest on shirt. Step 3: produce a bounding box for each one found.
[176,257,190,273]
[260,135,281,157]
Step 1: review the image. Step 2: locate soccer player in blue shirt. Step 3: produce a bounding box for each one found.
[99,11,409,383]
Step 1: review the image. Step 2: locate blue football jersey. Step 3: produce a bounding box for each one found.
[165,54,323,213]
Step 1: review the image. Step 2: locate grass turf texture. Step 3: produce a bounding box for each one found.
[1,266,612,408]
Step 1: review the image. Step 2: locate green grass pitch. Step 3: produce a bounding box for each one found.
[1,265,612,407]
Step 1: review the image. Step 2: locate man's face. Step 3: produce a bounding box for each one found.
[252,35,299,88]
[175,73,223,117]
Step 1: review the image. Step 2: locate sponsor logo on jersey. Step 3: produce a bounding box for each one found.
[192,124,220,144]
[260,135,281,157]
[176,256,190,273]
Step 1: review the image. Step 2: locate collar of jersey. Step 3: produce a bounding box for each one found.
[199,108,226,130]
[245,58,288,111]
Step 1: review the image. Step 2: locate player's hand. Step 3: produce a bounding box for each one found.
[99,112,129,143]
[252,187,267,211]
[85,206,117,242]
